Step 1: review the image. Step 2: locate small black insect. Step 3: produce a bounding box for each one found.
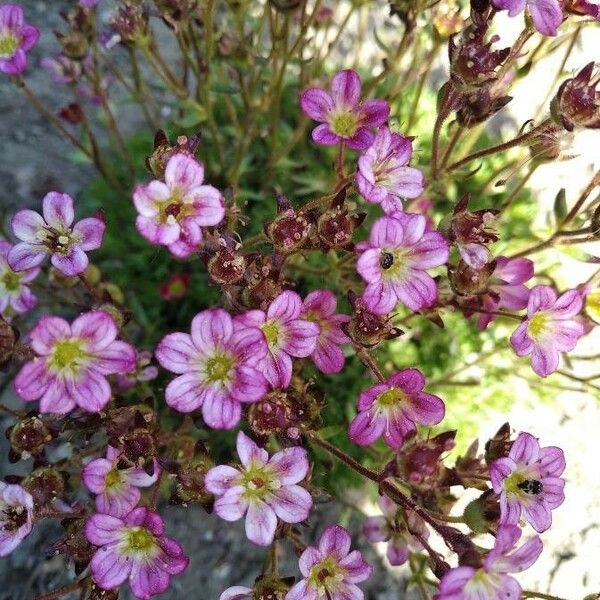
[517,479,544,495]
[381,252,394,270]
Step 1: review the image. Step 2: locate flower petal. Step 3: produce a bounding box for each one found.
[42,192,74,229]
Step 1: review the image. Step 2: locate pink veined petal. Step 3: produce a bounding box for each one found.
[13,358,51,401]
[269,484,312,523]
[190,308,233,351]
[285,579,318,600]
[369,215,405,247]
[360,98,391,128]
[66,369,111,412]
[129,561,170,599]
[11,286,37,313]
[339,550,373,583]
[527,285,557,314]
[261,349,293,389]
[165,372,206,413]
[85,513,124,546]
[496,284,530,311]
[387,368,425,393]
[268,446,309,484]
[82,458,113,494]
[281,319,319,357]
[495,256,534,285]
[345,128,375,151]
[522,498,552,532]
[386,166,425,199]
[494,535,543,574]
[267,290,303,322]
[501,496,522,526]
[39,379,75,414]
[214,490,249,521]
[219,586,254,600]
[356,248,383,283]
[136,215,181,246]
[51,244,89,277]
[348,410,386,446]
[536,446,566,478]
[19,24,40,51]
[387,539,410,566]
[552,320,584,352]
[489,524,522,558]
[156,332,199,374]
[540,477,565,509]
[362,516,389,543]
[357,383,388,411]
[189,185,225,226]
[312,339,346,374]
[201,390,242,430]
[42,192,75,229]
[165,153,205,190]
[510,321,533,356]
[357,172,388,204]
[489,457,516,493]
[530,343,560,377]
[29,315,71,354]
[230,365,268,403]
[97,485,140,519]
[407,391,445,426]
[0,48,26,75]
[362,281,398,315]
[132,181,170,216]
[72,217,105,251]
[11,209,46,242]
[0,4,24,29]
[510,432,540,465]
[7,242,47,272]
[383,411,413,449]
[90,547,131,590]
[409,232,450,268]
[318,525,352,560]
[334,583,365,600]
[492,0,526,17]
[392,270,437,311]
[72,311,118,351]
[437,566,477,595]
[300,87,334,121]
[528,0,563,36]
[245,500,277,546]
[298,547,323,577]
[93,341,137,375]
[126,460,161,487]
[204,465,242,495]
[236,431,269,468]
[330,69,362,107]
[552,288,583,319]
[123,507,150,527]
[312,123,340,145]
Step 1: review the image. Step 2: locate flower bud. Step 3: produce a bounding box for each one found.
[346,292,403,348]
[7,416,52,460]
[119,428,157,470]
[552,62,600,131]
[159,273,191,301]
[170,442,214,506]
[145,130,201,179]
[240,255,284,311]
[526,122,576,162]
[55,31,89,60]
[449,259,496,297]
[51,519,95,571]
[463,491,500,534]
[110,3,149,44]
[254,575,292,600]
[265,197,312,254]
[484,422,512,464]
[317,204,366,250]
[23,466,65,510]
[0,316,18,366]
[207,248,246,285]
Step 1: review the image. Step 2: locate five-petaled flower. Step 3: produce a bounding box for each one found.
[285,524,373,600]
[491,0,563,37]
[205,431,312,546]
[0,240,38,319]
[300,69,390,150]
[82,446,161,518]
[0,482,33,557]
[356,126,425,214]
[435,525,543,600]
[490,431,566,533]
[133,153,225,258]
[9,192,105,277]
[0,4,39,75]
[510,284,585,377]
[234,290,320,389]
[85,507,189,600]
[348,368,445,449]
[156,308,268,429]
[13,310,136,413]
[300,289,351,374]
[356,212,449,315]
[363,495,428,566]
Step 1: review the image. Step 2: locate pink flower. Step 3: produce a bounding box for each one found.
[435,525,543,600]
[285,525,373,600]
[491,0,563,36]
[356,126,425,214]
[82,446,161,517]
[14,311,136,414]
[9,192,105,277]
[115,350,158,391]
[156,308,268,429]
[490,432,565,533]
[204,431,312,547]
[356,212,449,315]
[300,69,390,150]
[40,54,82,85]
[510,285,585,377]
[0,482,33,557]
[0,240,38,318]
[133,153,225,258]
[300,289,351,374]
[362,495,428,566]
[348,368,445,449]
[0,4,39,75]
[219,588,253,600]
[234,291,320,389]
[85,507,188,600]
[476,256,534,330]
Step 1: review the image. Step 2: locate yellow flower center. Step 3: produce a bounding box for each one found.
[122,526,157,556]
[376,387,408,410]
[48,339,88,373]
[308,556,344,590]
[205,354,233,383]
[240,465,276,500]
[0,33,19,58]
[330,112,359,138]
[105,468,124,490]
[261,321,280,346]
[380,247,411,280]
[528,312,549,338]
[1,270,21,292]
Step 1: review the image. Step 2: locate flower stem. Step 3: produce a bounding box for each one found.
[32,581,82,600]
[522,592,568,600]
